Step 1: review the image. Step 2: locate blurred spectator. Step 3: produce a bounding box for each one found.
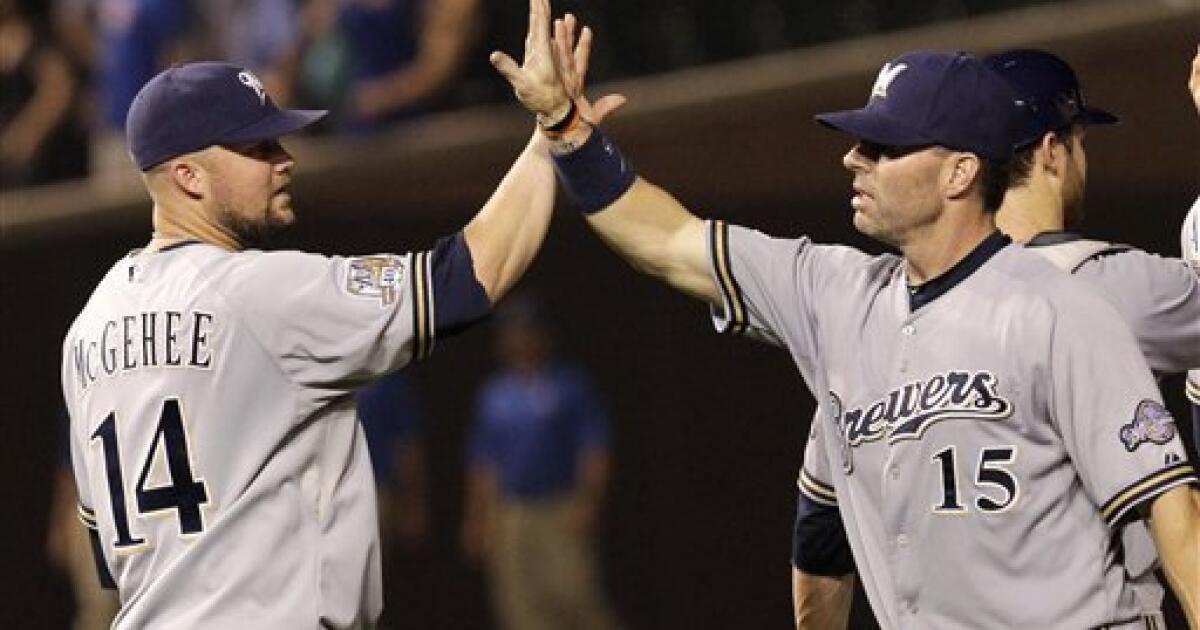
[356,370,433,629]
[0,0,87,188]
[54,0,197,186]
[292,0,481,133]
[46,413,119,630]
[462,295,621,630]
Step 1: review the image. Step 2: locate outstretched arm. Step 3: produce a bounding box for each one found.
[460,0,567,304]
[492,9,721,305]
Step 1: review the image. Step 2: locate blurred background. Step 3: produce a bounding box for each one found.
[2,0,1198,628]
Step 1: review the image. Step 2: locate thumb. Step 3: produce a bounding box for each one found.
[489,51,522,84]
[589,93,628,124]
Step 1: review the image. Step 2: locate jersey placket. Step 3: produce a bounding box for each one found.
[882,312,923,627]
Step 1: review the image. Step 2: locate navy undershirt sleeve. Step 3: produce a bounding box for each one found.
[429,232,491,338]
[792,492,855,576]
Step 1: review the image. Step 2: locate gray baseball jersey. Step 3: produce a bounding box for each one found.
[706,222,1198,628]
[62,237,480,629]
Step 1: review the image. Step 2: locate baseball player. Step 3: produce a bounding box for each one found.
[1186,45,1200,469]
[493,11,1200,628]
[58,3,597,624]
[789,48,1200,627]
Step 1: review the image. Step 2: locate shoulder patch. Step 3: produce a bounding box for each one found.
[1119,400,1176,452]
[345,255,406,306]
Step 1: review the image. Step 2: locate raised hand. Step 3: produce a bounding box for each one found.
[490,0,572,123]
[552,13,627,125]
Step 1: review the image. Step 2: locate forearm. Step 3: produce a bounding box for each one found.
[550,124,719,303]
[792,568,854,630]
[1149,485,1200,628]
[462,130,556,303]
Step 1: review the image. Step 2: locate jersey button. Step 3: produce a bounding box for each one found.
[901,324,915,336]
[889,465,899,480]
[896,534,909,548]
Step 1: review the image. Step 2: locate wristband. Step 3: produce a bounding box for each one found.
[538,100,581,139]
[552,128,636,214]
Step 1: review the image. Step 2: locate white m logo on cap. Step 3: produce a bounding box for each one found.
[871,62,907,99]
[238,70,266,105]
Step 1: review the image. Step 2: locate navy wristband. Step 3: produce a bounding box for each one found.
[552,129,636,214]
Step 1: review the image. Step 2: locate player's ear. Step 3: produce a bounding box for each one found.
[1040,131,1068,179]
[943,152,981,201]
[167,155,207,199]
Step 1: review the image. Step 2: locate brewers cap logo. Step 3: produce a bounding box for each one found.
[238,70,267,105]
[870,62,907,100]
[1118,400,1176,452]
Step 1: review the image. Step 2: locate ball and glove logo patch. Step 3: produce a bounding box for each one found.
[1118,400,1176,452]
[345,255,406,306]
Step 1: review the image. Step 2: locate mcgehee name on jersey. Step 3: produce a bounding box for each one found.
[70,309,216,391]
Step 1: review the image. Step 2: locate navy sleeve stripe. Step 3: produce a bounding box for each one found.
[709,220,748,335]
[87,528,117,590]
[1100,463,1198,527]
[428,233,491,341]
[411,250,433,361]
[799,468,838,506]
[1186,376,1199,404]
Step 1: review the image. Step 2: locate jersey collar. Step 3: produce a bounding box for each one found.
[1025,230,1082,247]
[907,230,1011,311]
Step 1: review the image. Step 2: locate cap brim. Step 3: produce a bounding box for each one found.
[221,108,327,144]
[1077,106,1118,126]
[815,108,934,148]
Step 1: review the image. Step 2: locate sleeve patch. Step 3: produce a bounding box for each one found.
[345,255,407,306]
[1119,400,1177,452]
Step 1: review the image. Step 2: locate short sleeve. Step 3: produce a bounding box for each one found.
[1048,291,1198,528]
[797,414,837,507]
[792,416,853,575]
[1073,250,1200,373]
[705,220,879,371]
[224,233,488,392]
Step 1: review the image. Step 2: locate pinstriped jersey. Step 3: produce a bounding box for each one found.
[706,221,1197,629]
[61,240,442,629]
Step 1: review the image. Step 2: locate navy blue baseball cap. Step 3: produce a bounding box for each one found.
[126,62,327,171]
[983,49,1118,148]
[816,51,1020,161]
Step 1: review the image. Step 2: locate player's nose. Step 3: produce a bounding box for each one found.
[843,144,869,172]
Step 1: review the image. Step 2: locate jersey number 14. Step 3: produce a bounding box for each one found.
[91,398,210,549]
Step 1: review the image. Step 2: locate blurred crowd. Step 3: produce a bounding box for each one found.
[2,0,1058,192]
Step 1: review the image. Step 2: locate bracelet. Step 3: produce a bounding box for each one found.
[551,128,636,214]
[538,101,581,139]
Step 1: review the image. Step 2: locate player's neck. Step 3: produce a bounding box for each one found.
[995,186,1063,244]
[151,204,244,252]
[902,211,997,285]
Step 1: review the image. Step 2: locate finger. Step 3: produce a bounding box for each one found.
[575,26,594,83]
[563,13,578,50]
[553,18,577,92]
[590,93,627,123]
[489,51,523,84]
[531,0,550,48]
